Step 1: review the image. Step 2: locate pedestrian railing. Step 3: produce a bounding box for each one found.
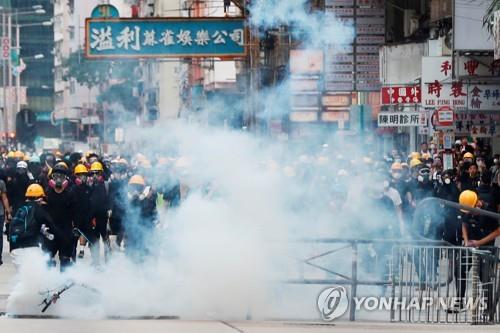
[390,245,500,324]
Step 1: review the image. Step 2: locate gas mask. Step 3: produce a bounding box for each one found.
[49,173,69,191]
[75,174,87,186]
[128,184,145,200]
[417,168,431,183]
[88,171,104,186]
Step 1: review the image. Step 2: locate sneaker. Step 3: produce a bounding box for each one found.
[78,250,84,259]
[0,259,3,266]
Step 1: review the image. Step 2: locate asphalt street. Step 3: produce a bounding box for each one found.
[1,235,499,332]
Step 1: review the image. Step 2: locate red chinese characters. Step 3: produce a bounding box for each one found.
[381,86,421,104]
[441,60,452,76]
[450,81,467,97]
[464,60,479,76]
[428,80,443,98]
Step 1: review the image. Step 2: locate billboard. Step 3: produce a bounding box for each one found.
[85,17,246,58]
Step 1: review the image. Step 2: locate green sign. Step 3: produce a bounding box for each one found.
[91,5,120,18]
[85,18,246,59]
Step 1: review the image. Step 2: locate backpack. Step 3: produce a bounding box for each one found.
[9,202,38,245]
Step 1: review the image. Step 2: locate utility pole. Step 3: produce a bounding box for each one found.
[15,20,20,118]
[2,12,7,144]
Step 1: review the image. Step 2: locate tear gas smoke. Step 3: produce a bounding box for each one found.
[5,1,393,321]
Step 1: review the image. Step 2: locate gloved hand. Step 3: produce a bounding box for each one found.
[40,224,54,241]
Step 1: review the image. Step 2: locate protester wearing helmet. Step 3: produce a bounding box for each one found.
[45,162,75,271]
[8,184,61,253]
[87,161,112,264]
[6,161,34,215]
[28,154,42,181]
[72,164,93,260]
[434,169,461,245]
[463,152,474,164]
[390,162,413,230]
[125,174,158,260]
[452,190,500,318]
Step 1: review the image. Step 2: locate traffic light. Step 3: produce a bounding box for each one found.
[15,108,37,146]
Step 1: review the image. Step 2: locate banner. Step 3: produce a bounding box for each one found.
[85,17,246,58]
[377,112,426,127]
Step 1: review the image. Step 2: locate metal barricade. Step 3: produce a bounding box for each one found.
[390,245,500,324]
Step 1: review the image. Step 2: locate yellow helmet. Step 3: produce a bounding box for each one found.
[14,151,24,159]
[7,151,15,158]
[74,164,88,175]
[459,190,478,211]
[90,161,104,172]
[421,153,431,160]
[463,152,474,159]
[391,162,403,171]
[26,184,45,198]
[410,152,421,160]
[410,158,422,168]
[129,174,145,186]
[140,160,152,169]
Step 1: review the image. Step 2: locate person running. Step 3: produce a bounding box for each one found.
[45,162,75,271]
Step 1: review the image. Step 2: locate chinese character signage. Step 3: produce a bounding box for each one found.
[422,57,467,109]
[422,56,500,111]
[381,86,421,104]
[457,56,500,77]
[377,112,426,127]
[454,112,500,137]
[85,18,246,58]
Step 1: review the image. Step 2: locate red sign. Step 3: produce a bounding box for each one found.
[433,106,455,127]
[381,86,421,104]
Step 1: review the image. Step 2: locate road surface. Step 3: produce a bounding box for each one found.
[1,236,498,332]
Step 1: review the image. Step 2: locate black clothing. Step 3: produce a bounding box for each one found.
[46,187,76,270]
[7,173,32,213]
[9,201,61,252]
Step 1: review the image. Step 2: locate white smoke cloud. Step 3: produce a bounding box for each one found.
[5,0,372,321]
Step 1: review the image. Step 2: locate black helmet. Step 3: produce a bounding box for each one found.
[52,162,69,176]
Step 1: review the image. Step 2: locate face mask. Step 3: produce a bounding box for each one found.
[75,175,87,186]
[417,175,424,182]
[444,178,451,185]
[49,178,69,191]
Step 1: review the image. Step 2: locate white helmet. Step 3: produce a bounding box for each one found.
[16,161,28,169]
